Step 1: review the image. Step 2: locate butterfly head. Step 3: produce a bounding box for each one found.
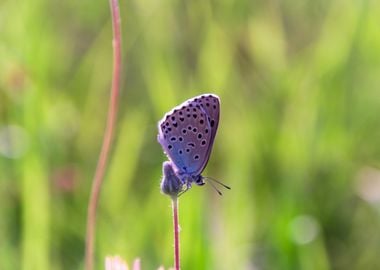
[193,175,205,186]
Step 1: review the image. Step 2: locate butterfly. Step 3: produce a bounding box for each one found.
[158,94,229,195]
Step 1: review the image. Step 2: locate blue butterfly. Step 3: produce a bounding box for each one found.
[158,94,229,196]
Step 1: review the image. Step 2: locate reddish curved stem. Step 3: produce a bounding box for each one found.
[84,0,122,269]
[172,197,180,270]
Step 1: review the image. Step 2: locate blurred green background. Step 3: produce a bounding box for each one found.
[1,0,380,269]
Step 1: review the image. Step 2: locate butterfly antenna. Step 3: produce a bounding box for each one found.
[207,180,223,196]
[204,176,231,190]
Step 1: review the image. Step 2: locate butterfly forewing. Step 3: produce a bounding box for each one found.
[158,102,212,175]
[191,94,220,144]
[188,94,220,171]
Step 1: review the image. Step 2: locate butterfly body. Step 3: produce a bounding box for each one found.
[158,94,220,191]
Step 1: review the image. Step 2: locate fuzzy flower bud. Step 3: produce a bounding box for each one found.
[160,161,183,197]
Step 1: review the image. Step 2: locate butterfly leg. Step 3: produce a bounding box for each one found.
[178,183,191,197]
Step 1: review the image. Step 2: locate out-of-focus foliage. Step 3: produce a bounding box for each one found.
[1,0,380,269]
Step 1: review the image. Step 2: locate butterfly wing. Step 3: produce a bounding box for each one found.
[190,94,220,171]
[192,94,220,146]
[158,100,213,176]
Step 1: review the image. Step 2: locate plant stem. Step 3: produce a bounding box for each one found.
[84,0,122,269]
[172,197,180,270]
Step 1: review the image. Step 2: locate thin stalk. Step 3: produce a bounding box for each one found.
[84,0,122,269]
[172,197,180,270]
